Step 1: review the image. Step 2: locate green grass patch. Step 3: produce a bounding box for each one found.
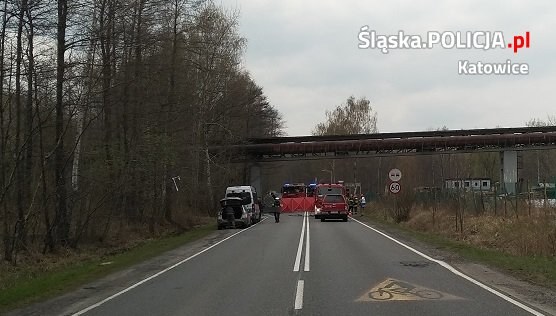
[0,224,215,313]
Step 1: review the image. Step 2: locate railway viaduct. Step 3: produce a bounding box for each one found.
[210,126,556,196]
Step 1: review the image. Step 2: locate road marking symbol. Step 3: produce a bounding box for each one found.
[356,278,463,302]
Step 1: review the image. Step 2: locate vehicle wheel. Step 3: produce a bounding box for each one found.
[217,225,223,230]
[343,215,348,222]
[320,218,325,222]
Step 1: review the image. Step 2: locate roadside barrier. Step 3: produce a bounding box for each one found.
[280,197,315,213]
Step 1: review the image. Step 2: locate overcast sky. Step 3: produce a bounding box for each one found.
[223,0,556,136]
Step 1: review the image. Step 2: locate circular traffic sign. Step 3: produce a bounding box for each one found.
[389,182,401,194]
[388,168,402,182]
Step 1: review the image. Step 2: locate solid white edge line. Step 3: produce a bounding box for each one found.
[72,218,267,316]
[293,212,307,272]
[294,280,304,310]
[304,212,310,272]
[350,217,545,316]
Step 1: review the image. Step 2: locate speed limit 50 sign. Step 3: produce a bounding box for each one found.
[389,182,401,194]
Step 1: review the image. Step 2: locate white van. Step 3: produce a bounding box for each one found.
[225,186,261,224]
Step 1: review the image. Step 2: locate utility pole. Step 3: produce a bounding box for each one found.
[332,159,335,182]
[353,159,357,184]
[537,151,540,185]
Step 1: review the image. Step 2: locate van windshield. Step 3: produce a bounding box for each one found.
[226,192,252,204]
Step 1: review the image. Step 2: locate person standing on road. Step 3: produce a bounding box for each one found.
[257,197,264,222]
[360,194,366,210]
[271,192,281,223]
[348,194,354,214]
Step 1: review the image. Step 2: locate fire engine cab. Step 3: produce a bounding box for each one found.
[314,182,347,220]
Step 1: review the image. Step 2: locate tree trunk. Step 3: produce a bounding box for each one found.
[163,0,179,223]
[37,97,54,253]
[205,139,213,216]
[100,0,113,166]
[15,0,28,251]
[1,0,10,262]
[56,0,69,245]
[24,0,35,244]
[125,0,145,220]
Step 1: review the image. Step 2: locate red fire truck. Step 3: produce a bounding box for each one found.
[314,182,347,219]
[281,183,306,198]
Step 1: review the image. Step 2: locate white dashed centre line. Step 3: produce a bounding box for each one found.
[294,280,305,310]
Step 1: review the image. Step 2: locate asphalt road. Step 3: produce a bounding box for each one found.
[41,212,548,315]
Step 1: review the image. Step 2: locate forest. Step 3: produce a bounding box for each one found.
[0,0,283,264]
[2,0,555,268]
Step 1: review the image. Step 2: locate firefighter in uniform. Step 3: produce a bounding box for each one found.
[353,194,359,214]
[271,192,280,223]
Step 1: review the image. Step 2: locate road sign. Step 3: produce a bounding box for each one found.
[389,182,401,194]
[388,168,402,182]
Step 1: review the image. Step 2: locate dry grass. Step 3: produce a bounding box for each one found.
[402,205,556,258]
[364,200,556,287]
[0,216,214,292]
[0,219,215,311]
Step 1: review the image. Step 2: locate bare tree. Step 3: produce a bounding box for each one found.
[14,0,29,252]
[313,96,378,136]
[55,0,69,245]
[0,0,283,263]
[1,0,14,261]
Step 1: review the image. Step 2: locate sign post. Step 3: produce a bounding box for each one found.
[388,169,402,220]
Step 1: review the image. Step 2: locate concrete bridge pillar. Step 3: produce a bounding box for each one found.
[249,163,262,196]
[500,150,518,195]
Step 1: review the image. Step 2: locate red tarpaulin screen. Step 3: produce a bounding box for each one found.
[280,197,315,213]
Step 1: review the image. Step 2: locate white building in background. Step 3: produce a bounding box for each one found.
[444,178,491,191]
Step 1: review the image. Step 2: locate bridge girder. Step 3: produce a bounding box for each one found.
[210,127,556,162]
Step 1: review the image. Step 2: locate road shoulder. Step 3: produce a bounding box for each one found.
[6,229,239,316]
[355,216,556,316]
